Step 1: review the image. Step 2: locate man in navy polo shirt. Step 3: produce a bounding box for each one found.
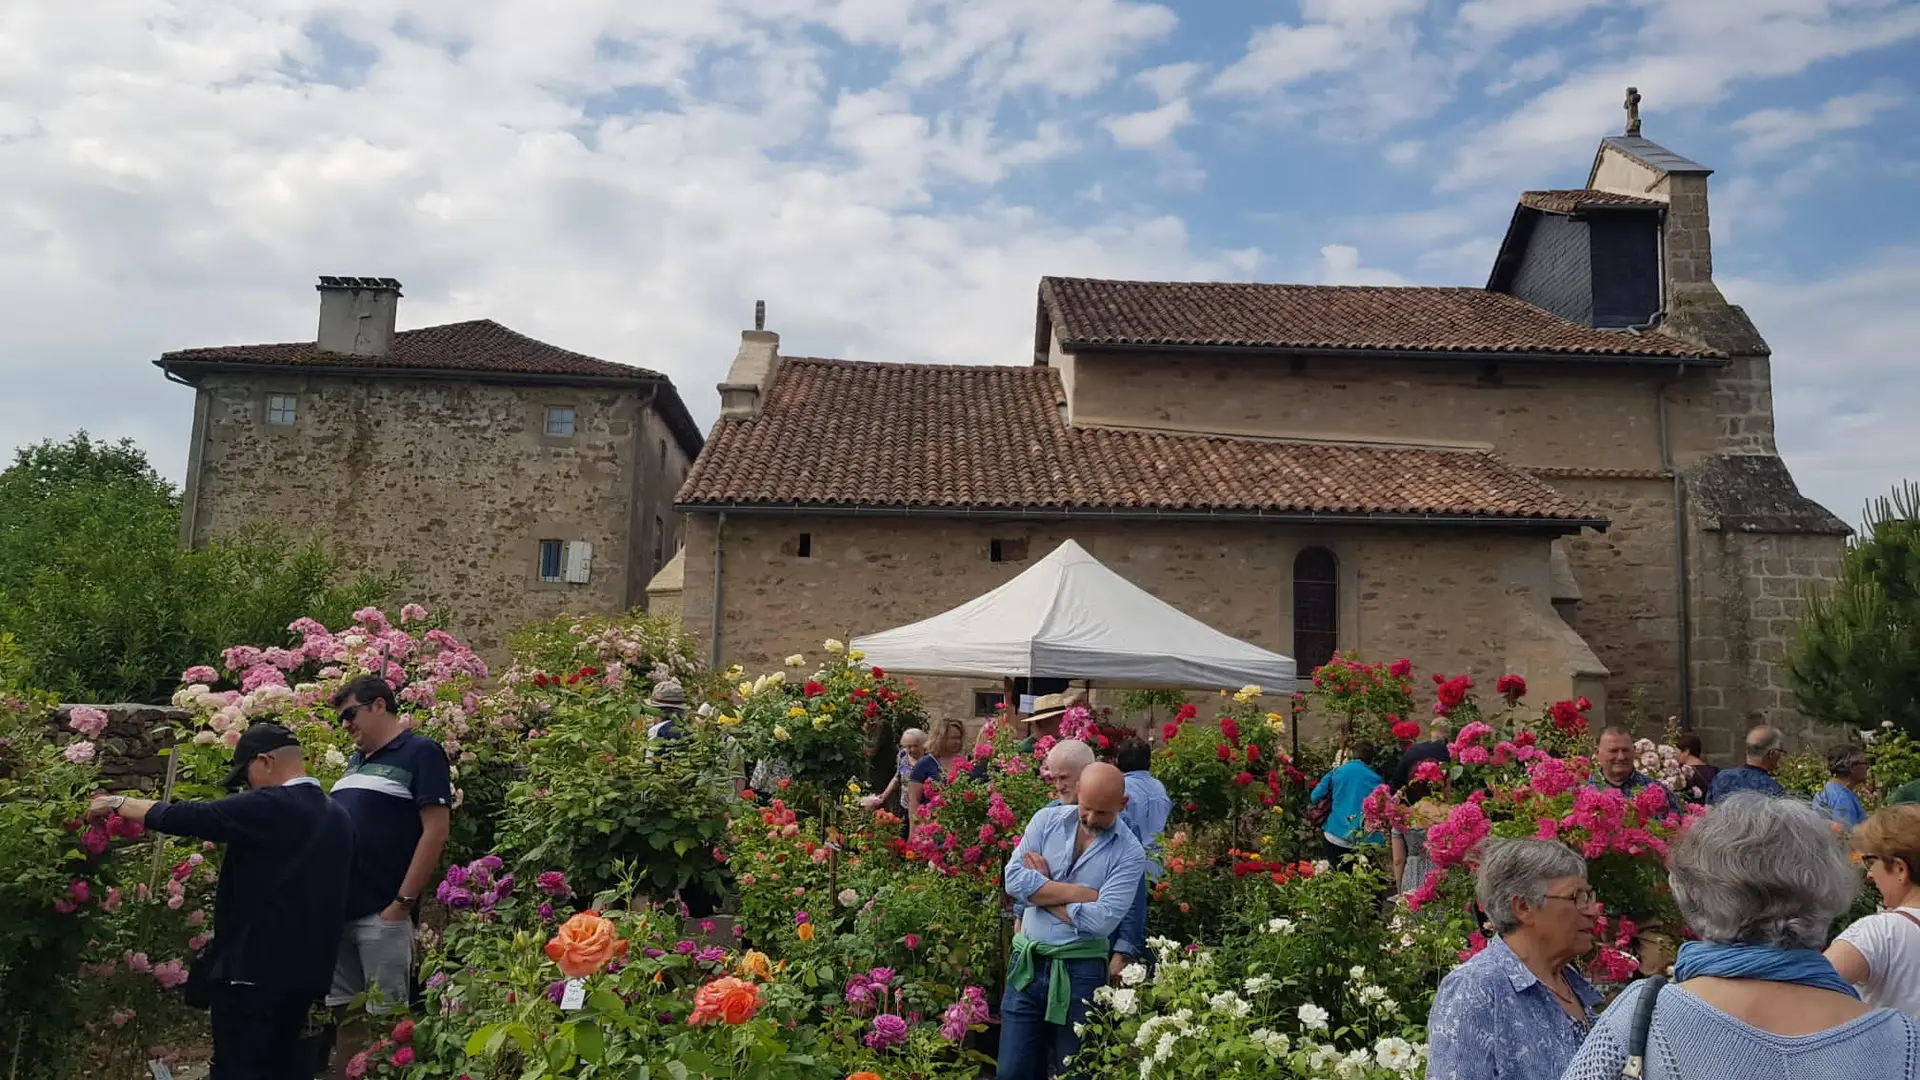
[321,675,451,1062]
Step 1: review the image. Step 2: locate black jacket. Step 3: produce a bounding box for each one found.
[146,778,353,997]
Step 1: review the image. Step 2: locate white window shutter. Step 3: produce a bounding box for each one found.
[563,541,593,584]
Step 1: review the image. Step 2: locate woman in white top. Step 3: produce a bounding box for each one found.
[1827,804,1920,1015]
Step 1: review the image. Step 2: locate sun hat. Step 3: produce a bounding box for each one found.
[1021,693,1071,724]
[647,678,687,711]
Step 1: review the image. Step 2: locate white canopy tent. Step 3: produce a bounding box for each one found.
[850,540,1296,690]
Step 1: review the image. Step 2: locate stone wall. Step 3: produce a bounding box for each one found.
[677,514,1608,734]
[181,374,694,657]
[48,704,190,793]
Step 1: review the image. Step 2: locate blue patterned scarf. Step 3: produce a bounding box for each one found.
[1674,941,1860,998]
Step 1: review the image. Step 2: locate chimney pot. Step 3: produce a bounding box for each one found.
[315,275,403,356]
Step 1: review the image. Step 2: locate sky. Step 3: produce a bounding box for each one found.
[3,0,1917,528]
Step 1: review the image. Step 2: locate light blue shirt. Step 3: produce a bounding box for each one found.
[1120,771,1172,877]
[1002,804,1145,947]
[1427,935,1601,1080]
[1310,759,1385,846]
[1814,780,1868,828]
[1559,976,1920,1080]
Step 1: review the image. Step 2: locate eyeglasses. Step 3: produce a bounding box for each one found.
[337,701,366,726]
[1543,889,1601,909]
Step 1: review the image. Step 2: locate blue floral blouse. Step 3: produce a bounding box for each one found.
[1426,935,1603,1080]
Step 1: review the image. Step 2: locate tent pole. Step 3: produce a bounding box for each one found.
[1002,677,1014,722]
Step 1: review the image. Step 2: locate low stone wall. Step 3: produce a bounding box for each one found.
[49,703,190,793]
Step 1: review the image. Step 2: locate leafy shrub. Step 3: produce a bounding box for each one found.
[0,433,389,704]
[1790,479,1920,734]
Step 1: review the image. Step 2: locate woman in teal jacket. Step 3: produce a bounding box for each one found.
[1310,740,1385,863]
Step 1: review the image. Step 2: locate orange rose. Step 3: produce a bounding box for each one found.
[797,922,816,942]
[735,950,773,980]
[689,976,763,1025]
[848,1073,883,1080]
[544,910,628,978]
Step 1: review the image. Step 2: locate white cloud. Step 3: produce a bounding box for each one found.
[1317,244,1409,285]
[1211,0,1428,97]
[1484,48,1564,95]
[1134,61,1204,102]
[1723,248,1920,527]
[1438,1,1920,191]
[1456,0,1607,42]
[1102,99,1191,148]
[1731,87,1905,159]
[0,0,1228,486]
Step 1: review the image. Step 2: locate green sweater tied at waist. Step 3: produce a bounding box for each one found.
[1007,933,1110,1025]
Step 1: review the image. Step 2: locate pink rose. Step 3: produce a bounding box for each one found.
[63,741,97,765]
[102,887,122,913]
[68,707,110,739]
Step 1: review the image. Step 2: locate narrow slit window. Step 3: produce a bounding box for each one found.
[266,394,297,426]
[538,539,565,582]
[797,533,812,558]
[1292,547,1339,679]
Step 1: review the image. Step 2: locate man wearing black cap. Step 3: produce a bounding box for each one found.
[87,723,353,1079]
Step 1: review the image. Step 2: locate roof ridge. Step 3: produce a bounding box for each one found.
[1041,275,1483,294]
[779,355,1041,374]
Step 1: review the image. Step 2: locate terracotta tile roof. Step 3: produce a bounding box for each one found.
[678,357,1604,527]
[1039,277,1714,359]
[158,319,667,381]
[1519,189,1665,214]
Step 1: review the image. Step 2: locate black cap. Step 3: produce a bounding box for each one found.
[221,723,303,790]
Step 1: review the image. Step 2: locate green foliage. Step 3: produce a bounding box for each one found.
[1790,479,1920,733]
[727,647,926,809]
[1868,726,1920,793]
[0,433,389,704]
[1118,689,1188,724]
[499,686,734,903]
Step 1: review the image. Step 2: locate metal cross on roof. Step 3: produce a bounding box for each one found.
[1625,86,1642,136]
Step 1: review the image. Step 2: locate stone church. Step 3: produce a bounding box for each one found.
[659,114,1850,754]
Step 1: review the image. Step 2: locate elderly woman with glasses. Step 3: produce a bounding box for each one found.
[1425,839,1602,1080]
[1826,804,1920,1016]
[1562,794,1920,1079]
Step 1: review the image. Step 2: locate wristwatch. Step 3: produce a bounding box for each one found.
[111,796,127,811]
[396,894,417,907]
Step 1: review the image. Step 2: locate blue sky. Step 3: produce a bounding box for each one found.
[2,0,1917,525]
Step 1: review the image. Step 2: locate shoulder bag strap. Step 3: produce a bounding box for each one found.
[1894,910,1920,933]
[1620,975,1667,1080]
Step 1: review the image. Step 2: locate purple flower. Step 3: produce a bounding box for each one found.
[696,946,727,966]
[656,1011,676,1024]
[439,885,475,910]
[476,855,504,873]
[443,864,469,888]
[844,981,876,1008]
[864,1013,909,1051]
[794,910,810,925]
[536,871,570,899]
[700,919,716,934]
[673,940,697,955]
[643,948,665,959]
[538,902,555,921]
[494,873,515,895]
[865,967,897,988]
[546,980,567,1004]
[426,970,449,990]
[607,959,625,975]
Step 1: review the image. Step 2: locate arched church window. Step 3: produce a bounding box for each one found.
[1292,547,1339,679]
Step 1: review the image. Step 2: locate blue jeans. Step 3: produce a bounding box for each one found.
[1108,877,1150,959]
[996,955,1106,1080]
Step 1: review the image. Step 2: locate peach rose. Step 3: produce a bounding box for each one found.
[848,1073,883,1080]
[797,922,816,942]
[544,911,628,978]
[735,950,773,980]
[688,976,762,1025]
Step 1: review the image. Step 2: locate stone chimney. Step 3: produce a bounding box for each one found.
[717,301,781,419]
[315,276,403,357]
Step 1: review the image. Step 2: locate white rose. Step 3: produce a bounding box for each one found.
[324,748,347,769]
[1120,963,1147,986]
[824,639,845,653]
[1298,1003,1329,1031]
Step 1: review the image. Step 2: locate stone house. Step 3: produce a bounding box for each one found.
[158,277,704,655]
[661,122,1849,754]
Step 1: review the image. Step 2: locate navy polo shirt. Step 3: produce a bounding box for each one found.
[330,729,453,918]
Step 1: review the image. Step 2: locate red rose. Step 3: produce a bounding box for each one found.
[1575,696,1592,712]
[1496,674,1527,700]
[1390,658,1413,678]
[1233,772,1254,786]
[1162,722,1178,741]
[803,681,824,698]
[870,667,886,679]
[391,1019,415,1044]
[1219,718,1241,744]
[1391,721,1421,743]
[1216,744,1233,762]
[1245,744,1260,763]
[1175,704,1198,723]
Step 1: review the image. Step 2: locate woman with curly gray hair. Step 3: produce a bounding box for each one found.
[1562,793,1920,1079]
[1425,839,1601,1080]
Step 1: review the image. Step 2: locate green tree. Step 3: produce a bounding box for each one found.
[1789,480,1920,734]
[0,433,391,703]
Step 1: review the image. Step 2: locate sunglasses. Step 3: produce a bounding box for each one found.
[338,701,368,725]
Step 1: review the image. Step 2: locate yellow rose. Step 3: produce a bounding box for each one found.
[1240,684,1263,697]
[774,726,790,742]
[819,702,834,713]
[737,681,754,697]
[813,716,830,731]
[787,706,808,718]
[717,714,741,726]
[725,665,745,680]
[824,639,845,654]
[847,780,863,794]
[847,649,865,662]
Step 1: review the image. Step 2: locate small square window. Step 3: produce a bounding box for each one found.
[266,394,297,426]
[538,539,564,582]
[544,407,576,437]
[990,538,1029,563]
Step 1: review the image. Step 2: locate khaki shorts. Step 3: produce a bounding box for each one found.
[325,913,414,1014]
